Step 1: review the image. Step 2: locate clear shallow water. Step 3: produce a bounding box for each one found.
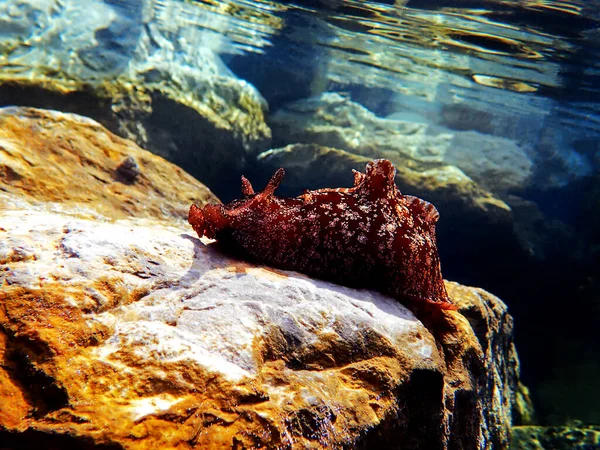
[148,0,600,188]
[1,0,599,431]
[174,0,600,135]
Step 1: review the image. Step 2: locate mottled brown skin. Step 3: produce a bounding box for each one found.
[189,159,456,321]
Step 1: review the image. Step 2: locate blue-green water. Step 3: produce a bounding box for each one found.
[0,0,599,432]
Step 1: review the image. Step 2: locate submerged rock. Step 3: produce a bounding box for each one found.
[511,424,600,450]
[269,92,452,167]
[0,106,521,449]
[0,205,514,449]
[269,92,532,194]
[445,131,533,194]
[0,0,271,197]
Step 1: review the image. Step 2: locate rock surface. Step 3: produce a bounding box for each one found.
[447,282,520,449]
[0,107,218,220]
[269,93,452,167]
[0,107,519,449]
[511,425,600,450]
[444,131,533,194]
[268,93,532,195]
[0,204,507,450]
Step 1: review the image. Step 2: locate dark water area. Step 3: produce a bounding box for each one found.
[1,0,599,435]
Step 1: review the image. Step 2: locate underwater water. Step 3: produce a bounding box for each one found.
[0,0,599,445]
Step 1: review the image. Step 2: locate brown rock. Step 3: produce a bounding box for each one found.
[0,208,518,450]
[445,282,520,449]
[0,62,270,199]
[0,107,520,449]
[0,107,218,221]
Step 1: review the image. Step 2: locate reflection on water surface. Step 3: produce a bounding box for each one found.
[170,0,600,133]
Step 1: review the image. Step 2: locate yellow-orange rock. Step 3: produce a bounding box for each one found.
[0,106,218,221]
[0,107,519,449]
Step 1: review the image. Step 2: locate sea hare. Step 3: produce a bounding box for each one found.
[189,159,456,318]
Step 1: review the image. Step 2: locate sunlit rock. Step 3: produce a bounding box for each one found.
[0,106,519,449]
[0,206,518,449]
[0,107,218,220]
[269,93,452,165]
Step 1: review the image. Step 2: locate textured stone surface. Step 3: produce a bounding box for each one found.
[511,425,600,450]
[0,205,516,450]
[0,106,520,449]
[0,107,218,220]
[445,131,532,193]
[269,93,453,166]
[446,282,520,449]
[512,382,537,426]
[0,207,426,447]
[0,0,271,197]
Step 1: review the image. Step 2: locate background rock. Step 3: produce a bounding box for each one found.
[0,106,521,449]
[0,107,218,220]
[444,131,533,194]
[269,92,452,167]
[269,92,532,195]
[511,424,600,450]
[0,0,271,199]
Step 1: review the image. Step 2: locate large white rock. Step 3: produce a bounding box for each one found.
[1,204,439,385]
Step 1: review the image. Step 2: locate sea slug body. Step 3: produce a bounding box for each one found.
[189,159,456,319]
